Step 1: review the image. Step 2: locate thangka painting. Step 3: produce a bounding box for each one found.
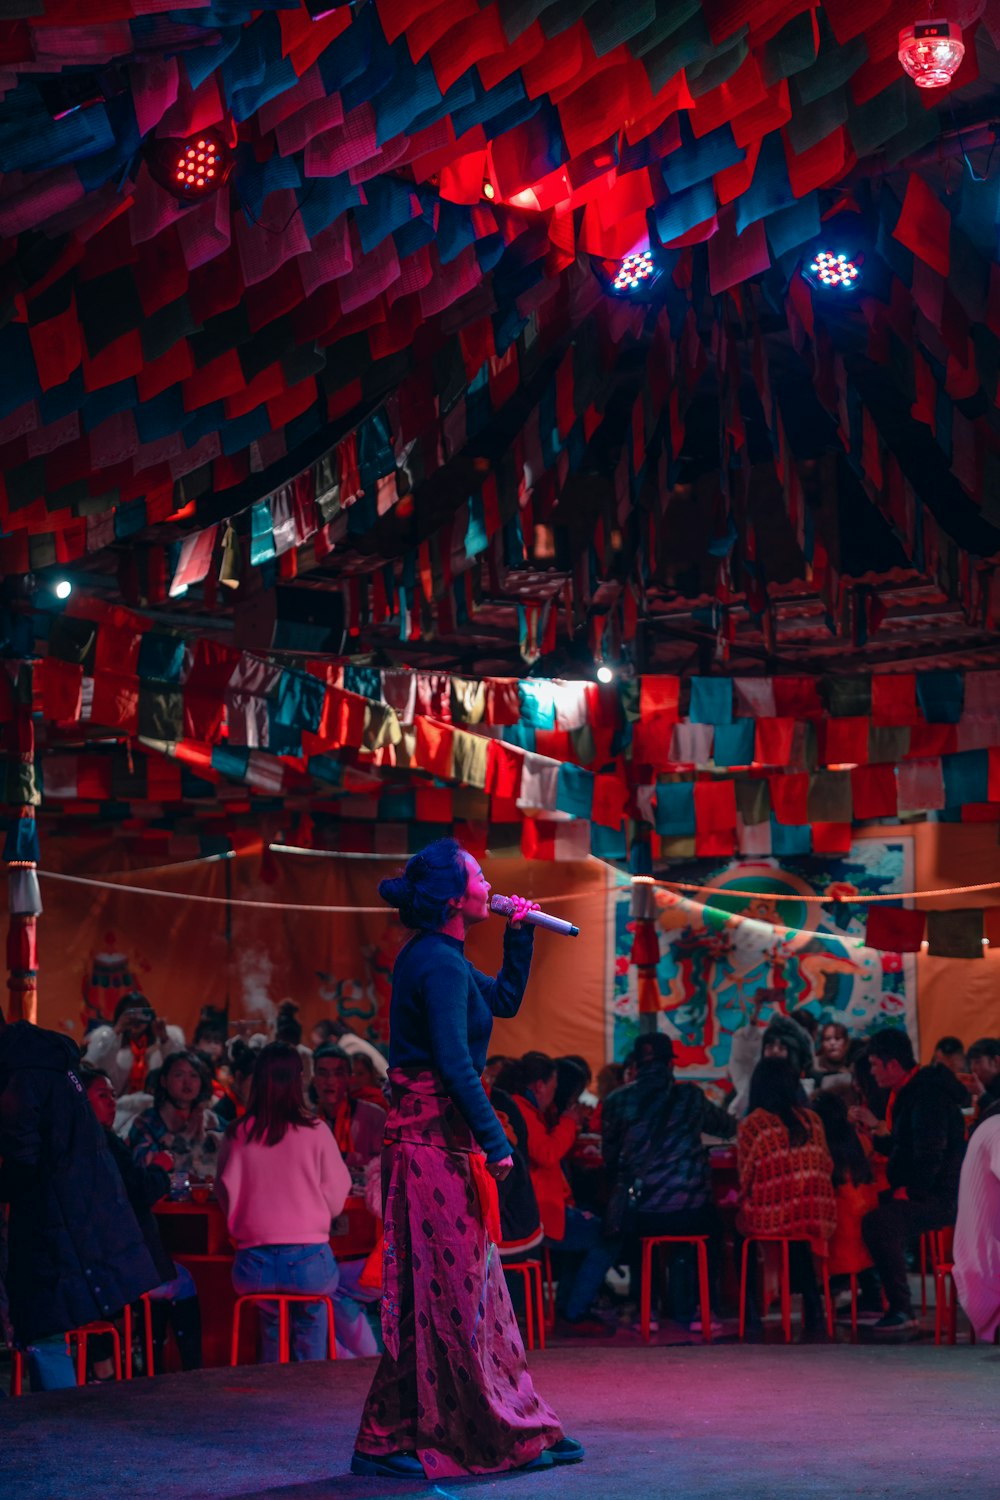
[610,840,917,1081]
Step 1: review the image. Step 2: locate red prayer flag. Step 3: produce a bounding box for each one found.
[811,822,852,854]
[893,172,951,279]
[865,907,926,953]
[851,764,898,820]
[819,717,870,766]
[755,717,795,765]
[768,772,809,824]
[871,674,916,727]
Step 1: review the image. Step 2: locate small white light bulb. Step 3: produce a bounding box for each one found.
[596,664,615,684]
[54,579,72,600]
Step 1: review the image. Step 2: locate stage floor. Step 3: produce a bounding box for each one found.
[3,1343,997,1499]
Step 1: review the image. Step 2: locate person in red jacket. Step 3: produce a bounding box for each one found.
[508,1052,616,1336]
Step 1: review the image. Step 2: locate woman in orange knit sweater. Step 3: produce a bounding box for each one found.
[738,1058,837,1334]
[508,1052,616,1336]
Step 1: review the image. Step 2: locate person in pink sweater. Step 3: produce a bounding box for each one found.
[216,1042,351,1362]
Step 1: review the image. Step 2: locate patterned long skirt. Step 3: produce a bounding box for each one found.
[355,1068,565,1478]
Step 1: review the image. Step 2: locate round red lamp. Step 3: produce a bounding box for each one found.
[898,19,964,88]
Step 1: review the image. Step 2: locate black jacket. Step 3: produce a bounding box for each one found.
[0,1021,160,1342]
[602,1065,737,1216]
[883,1064,967,1209]
[491,1086,542,1250]
[103,1128,175,1285]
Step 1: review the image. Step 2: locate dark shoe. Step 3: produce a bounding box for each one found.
[871,1311,919,1335]
[517,1452,555,1473]
[548,1437,585,1465]
[556,1315,616,1338]
[350,1451,425,1477]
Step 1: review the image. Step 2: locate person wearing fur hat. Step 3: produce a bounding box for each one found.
[761,1013,816,1083]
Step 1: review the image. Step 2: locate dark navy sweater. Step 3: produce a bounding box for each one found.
[387,925,534,1162]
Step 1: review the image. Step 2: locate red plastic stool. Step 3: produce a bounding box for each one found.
[230,1293,336,1366]
[10,1348,24,1396]
[640,1235,712,1344]
[502,1257,546,1351]
[66,1315,126,1384]
[930,1228,960,1345]
[739,1236,834,1342]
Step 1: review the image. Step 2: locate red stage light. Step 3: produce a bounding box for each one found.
[147,128,233,202]
[898,19,964,88]
[610,250,661,295]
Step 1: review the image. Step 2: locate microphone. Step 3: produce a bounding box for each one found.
[489,894,580,938]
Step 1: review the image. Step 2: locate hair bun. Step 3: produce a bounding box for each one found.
[378,874,411,908]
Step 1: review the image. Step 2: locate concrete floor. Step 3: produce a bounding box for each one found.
[3,1343,999,1500]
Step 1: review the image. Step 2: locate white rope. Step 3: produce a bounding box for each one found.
[35,867,600,912]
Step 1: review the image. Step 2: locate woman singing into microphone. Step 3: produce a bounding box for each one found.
[352,839,583,1480]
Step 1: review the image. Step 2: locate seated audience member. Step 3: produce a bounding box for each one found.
[727,989,771,1117]
[483,1053,513,1091]
[83,991,185,1096]
[349,1050,388,1111]
[482,1072,543,1258]
[309,1016,388,1079]
[738,1058,837,1334]
[966,1037,1000,1114]
[312,1043,385,1170]
[81,1065,202,1372]
[932,1035,967,1077]
[0,1019,158,1390]
[953,1060,1000,1343]
[192,1011,227,1077]
[216,1042,359,1360]
[275,1000,314,1086]
[560,1054,598,1110]
[510,1052,617,1336]
[814,1023,853,1088]
[213,1036,257,1125]
[762,1013,815,1084]
[858,1027,967,1334]
[554,1055,591,1119]
[589,1062,625,1136]
[602,1032,735,1332]
[810,1090,880,1312]
[129,1050,223,1183]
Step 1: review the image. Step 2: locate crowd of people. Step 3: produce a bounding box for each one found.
[1,984,998,1393]
[0,994,390,1389]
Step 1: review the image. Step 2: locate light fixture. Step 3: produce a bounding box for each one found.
[482,179,496,200]
[147,129,234,202]
[304,0,355,15]
[805,249,862,290]
[610,250,661,296]
[596,664,615,684]
[54,579,72,600]
[898,19,964,88]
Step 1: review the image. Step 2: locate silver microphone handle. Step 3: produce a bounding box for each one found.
[489,894,579,937]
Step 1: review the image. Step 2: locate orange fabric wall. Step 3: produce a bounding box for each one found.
[33,841,612,1078]
[855,824,1000,1058]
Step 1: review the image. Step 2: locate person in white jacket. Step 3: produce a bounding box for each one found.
[83,992,184,1097]
[953,1104,1000,1344]
[217,1041,372,1360]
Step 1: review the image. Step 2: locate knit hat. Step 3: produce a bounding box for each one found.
[761,1013,814,1077]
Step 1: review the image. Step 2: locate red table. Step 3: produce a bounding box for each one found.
[154,1196,377,1367]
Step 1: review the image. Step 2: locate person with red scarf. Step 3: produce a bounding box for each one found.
[83,991,184,1098]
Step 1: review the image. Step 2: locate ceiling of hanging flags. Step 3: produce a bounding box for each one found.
[1,1,1000,685]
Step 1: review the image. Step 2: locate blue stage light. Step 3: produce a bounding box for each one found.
[611,250,661,295]
[806,249,861,290]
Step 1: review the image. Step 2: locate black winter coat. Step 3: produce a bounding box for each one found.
[103,1128,175,1285]
[0,1022,160,1343]
[883,1063,967,1210]
[602,1064,737,1216]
